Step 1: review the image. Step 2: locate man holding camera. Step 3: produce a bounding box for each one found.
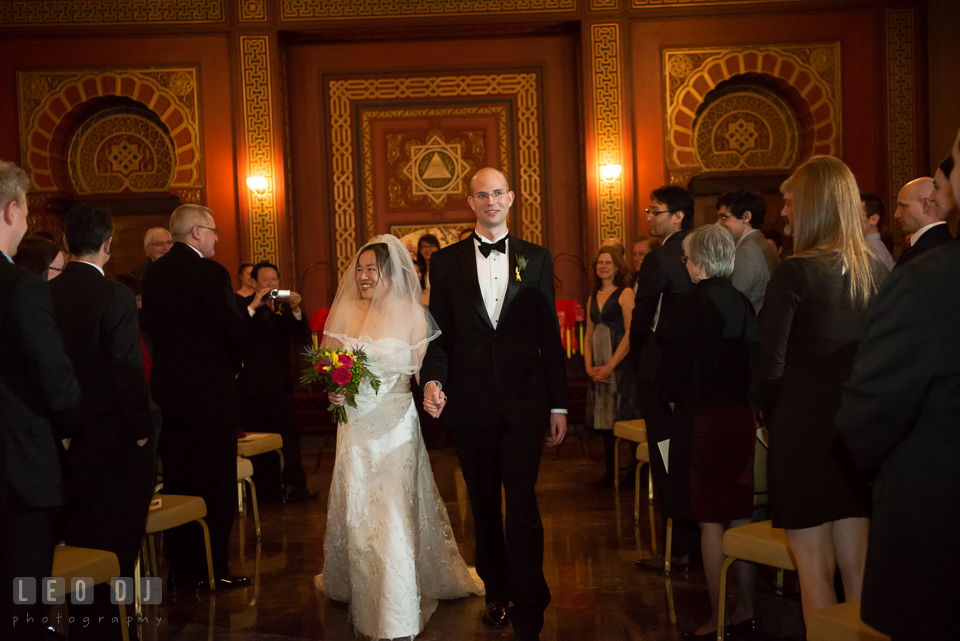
[238,261,314,503]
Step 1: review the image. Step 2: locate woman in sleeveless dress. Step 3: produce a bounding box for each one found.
[315,235,483,640]
[583,246,636,487]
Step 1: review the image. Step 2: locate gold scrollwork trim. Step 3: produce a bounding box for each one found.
[0,0,224,25]
[592,23,624,243]
[360,105,511,242]
[885,9,915,258]
[238,0,268,21]
[328,73,543,274]
[282,0,575,20]
[633,0,802,6]
[590,0,618,10]
[240,35,278,264]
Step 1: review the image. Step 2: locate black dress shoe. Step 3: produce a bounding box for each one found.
[514,631,540,641]
[167,573,208,591]
[681,629,727,640]
[215,574,250,589]
[727,617,757,641]
[282,484,319,503]
[480,601,510,629]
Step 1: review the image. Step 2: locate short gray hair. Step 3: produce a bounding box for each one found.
[0,160,30,209]
[169,204,213,239]
[683,225,735,279]
[143,226,171,247]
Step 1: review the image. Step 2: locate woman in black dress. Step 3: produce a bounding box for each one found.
[759,156,887,626]
[657,225,758,640]
[583,246,635,486]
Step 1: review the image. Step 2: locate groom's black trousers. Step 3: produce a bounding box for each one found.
[451,414,550,634]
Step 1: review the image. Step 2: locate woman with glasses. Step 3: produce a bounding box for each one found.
[656,224,759,640]
[759,156,887,626]
[14,234,63,280]
[583,245,636,487]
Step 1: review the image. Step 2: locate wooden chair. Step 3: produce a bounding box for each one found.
[137,494,216,590]
[237,456,260,553]
[807,601,891,641]
[51,546,130,641]
[634,442,653,522]
[612,419,646,489]
[715,520,797,640]
[237,432,284,470]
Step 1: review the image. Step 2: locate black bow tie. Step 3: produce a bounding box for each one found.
[475,233,508,258]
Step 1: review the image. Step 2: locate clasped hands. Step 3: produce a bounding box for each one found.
[587,363,614,383]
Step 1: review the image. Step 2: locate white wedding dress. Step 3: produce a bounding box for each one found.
[315,338,483,640]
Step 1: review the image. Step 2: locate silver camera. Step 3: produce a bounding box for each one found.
[268,289,291,300]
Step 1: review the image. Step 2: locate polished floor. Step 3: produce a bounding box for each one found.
[102,431,775,641]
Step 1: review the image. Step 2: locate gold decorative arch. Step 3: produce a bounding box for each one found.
[663,44,841,183]
[17,68,203,203]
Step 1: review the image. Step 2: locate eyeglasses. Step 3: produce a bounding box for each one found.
[148,240,174,247]
[472,189,507,201]
[716,212,734,221]
[645,208,675,216]
[48,265,64,272]
[195,225,220,236]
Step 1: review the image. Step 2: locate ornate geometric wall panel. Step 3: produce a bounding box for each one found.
[17,68,203,203]
[238,0,268,21]
[0,0,224,25]
[240,35,279,265]
[885,8,915,258]
[591,23,624,243]
[663,43,841,184]
[693,86,798,172]
[590,0,618,9]
[68,106,177,194]
[328,73,543,273]
[281,0,575,20]
[633,0,802,6]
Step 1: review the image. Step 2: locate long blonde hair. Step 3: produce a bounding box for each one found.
[782,155,883,309]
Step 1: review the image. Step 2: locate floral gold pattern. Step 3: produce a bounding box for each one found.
[591,23,624,243]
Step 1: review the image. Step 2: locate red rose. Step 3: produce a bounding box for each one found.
[314,361,325,373]
[338,354,354,369]
[331,366,352,386]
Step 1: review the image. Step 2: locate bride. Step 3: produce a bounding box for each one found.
[314,235,483,640]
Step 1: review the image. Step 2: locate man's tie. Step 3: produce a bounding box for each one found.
[474,232,508,258]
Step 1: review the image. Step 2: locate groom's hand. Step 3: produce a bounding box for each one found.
[546,412,567,447]
[423,381,446,418]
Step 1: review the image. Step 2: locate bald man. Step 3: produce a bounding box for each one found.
[895,177,952,267]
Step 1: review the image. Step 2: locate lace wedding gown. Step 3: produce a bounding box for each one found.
[315,338,483,640]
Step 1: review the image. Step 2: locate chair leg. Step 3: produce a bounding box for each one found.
[716,556,735,641]
[647,463,654,502]
[196,518,217,589]
[634,462,641,523]
[134,550,142,618]
[118,601,130,641]
[277,450,285,472]
[613,437,622,489]
[245,477,261,541]
[238,480,246,554]
[147,534,158,578]
[664,518,673,575]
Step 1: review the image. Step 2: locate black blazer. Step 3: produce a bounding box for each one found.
[0,259,80,509]
[655,278,758,409]
[236,295,311,397]
[48,262,161,464]
[630,231,695,377]
[837,242,960,637]
[141,243,248,424]
[895,222,952,267]
[421,237,567,430]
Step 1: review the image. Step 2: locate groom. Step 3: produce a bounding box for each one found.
[421,167,567,641]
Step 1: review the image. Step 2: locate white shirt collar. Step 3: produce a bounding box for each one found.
[74,260,104,276]
[737,228,758,248]
[0,250,12,264]
[186,243,204,258]
[476,230,509,244]
[910,221,946,246]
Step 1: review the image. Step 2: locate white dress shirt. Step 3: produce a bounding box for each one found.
[475,232,510,329]
[74,260,104,276]
[909,221,947,247]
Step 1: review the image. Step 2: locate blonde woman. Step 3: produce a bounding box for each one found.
[758,156,888,625]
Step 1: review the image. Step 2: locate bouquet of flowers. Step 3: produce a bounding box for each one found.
[301,346,381,424]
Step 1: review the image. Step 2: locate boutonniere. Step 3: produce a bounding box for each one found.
[515,254,529,282]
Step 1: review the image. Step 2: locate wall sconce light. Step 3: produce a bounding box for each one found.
[600,164,622,182]
[246,175,268,199]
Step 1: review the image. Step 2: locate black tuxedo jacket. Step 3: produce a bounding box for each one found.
[421,237,567,430]
[629,230,695,377]
[0,258,80,509]
[48,262,161,465]
[895,222,952,267]
[141,243,248,424]
[236,295,311,397]
[837,242,960,637]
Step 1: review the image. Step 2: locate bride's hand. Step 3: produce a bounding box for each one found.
[328,392,345,406]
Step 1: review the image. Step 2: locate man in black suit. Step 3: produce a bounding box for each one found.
[0,159,81,640]
[629,185,698,568]
[237,261,313,503]
[893,177,952,267]
[421,168,566,641]
[48,201,162,640]
[141,204,249,590]
[131,227,173,280]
